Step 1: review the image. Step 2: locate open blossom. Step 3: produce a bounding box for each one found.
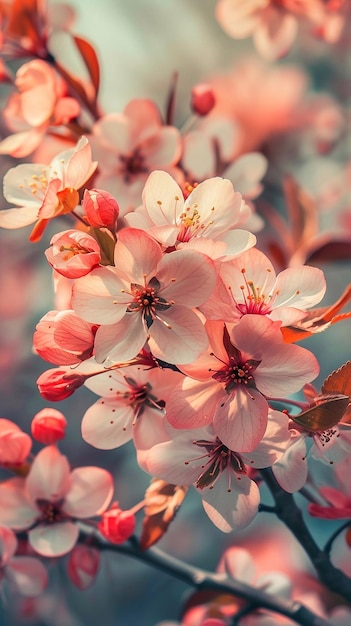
[45,229,101,279]
[33,310,97,365]
[0,136,97,241]
[90,99,182,215]
[0,59,80,158]
[0,446,114,557]
[81,363,182,450]
[202,247,326,325]
[0,526,48,597]
[125,170,255,256]
[166,316,319,452]
[0,419,32,467]
[138,411,290,532]
[72,228,216,364]
[215,0,344,61]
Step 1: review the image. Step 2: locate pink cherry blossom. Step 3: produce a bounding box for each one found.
[0,526,48,597]
[139,410,290,532]
[45,229,101,279]
[33,309,97,365]
[90,99,182,215]
[126,170,256,255]
[215,0,344,61]
[0,445,114,557]
[202,247,326,325]
[0,419,32,467]
[166,317,319,452]
[0,59,80,158]
[81,363,182,450]
[72,228,216,364]
[0,136,97,241]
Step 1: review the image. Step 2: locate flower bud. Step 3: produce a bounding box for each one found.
[98,502,136,544]
[191,84,216,116]
[0,419,32,466]
[45,229,101,279]
[82,189,119,229]
[67,545,99,590]
[36,368,88,401]
[31,408,67,444]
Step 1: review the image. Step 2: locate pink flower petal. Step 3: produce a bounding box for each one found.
[0,478,37,530]
[72,267,128,325]
[81,400,134,449]
[26,446,71,504]
[148,305,209,364]
[114,227,162,284]
[201,472,260,532]
[28,521,79,557]
[213,387,268,452]
[94,314,146,363]
[64,467,113,518]
[157,249,216,307]
[6,556,48,596]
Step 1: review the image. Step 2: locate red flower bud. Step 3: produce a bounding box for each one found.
[67,545,100,590]
[82,189,119,229]
[98,502,136,544]
[190,84,216,116]
[36,368,88,401]
[31,408,67,444]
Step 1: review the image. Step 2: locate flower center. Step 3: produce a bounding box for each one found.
[115,376,165,425]
[186,438,246,490]
[124,277,175,329]
[36,499,66,524]
[119,149,147,182]
[177,202,215,242]
[211,356,259,393]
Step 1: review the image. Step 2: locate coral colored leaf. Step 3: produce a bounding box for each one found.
[291,395,350,432]
[322,361,351,397]
[283,176,318,250]
[281,284,351,343]
[4,0,43,46]
[140,479,188,550]
[305,239,351,265]
[53,60,93,111]
[73,35,100,96]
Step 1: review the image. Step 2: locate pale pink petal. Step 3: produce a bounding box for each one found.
[157,249,216,306]
[3,163,48,207]
[94,314,146,363]
[148,306,209,364]
[223,152,267,198]
[272,435,308,493]
[63,136,98,188]
[0,419,32,465]
[0,129,44,158]
[182,132,216,180]
[201,472,260,532]
[214,387,268,452]
[142,170,185,225]
[144,127,181,168]
[0,206,39,229]
[273,266,326,309]
[28,521,79,557]
[125,99,162,140]
[144,224,179,247]
[64,467,113,517]
[114,228,162,283]
[254,10,298,61]
[242,410,290,467]
[255,344,319,396]
[26,446,71,504]
[72,267,128,325]
[319,486,350,509]
[216,0,265,38]
[54,311,95,353]
[218,547,255,583]
[0,478,37,529]
[6,557,48,596]
[216,228,256,256]
[0,527,17,564]
[93,114,131,154]
[166,379,222,429]
[81,400,133,449]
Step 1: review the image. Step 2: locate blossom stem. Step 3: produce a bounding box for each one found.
[78,524,330,626]
[260,468,351,603]
[324,520,351,556]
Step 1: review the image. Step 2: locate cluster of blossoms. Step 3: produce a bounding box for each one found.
[0,0,351,623]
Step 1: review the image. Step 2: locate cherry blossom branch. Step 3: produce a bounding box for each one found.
[260,469,351,602]
[78,525,330,626]
[324,520,351,557]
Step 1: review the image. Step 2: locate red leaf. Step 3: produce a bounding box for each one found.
[140,479,188,550]
[73,35,100,96]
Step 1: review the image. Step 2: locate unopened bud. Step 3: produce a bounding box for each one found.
[98,502,136,544]
[83,189,119,230]
[191,84,216,116]
[36,368,88,401]
[31,408,67,444]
